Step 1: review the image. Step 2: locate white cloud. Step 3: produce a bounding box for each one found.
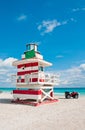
[37,19,76,35]
[0,57,17,87]
[56,64,85,87]
[70,18,77,22]
[61,21,68,25]
[56,55,64,58]
[72,7,85,12]
[61,80,69,85]
[79,64,85,70]
[42,20,60,33]
[72,8,80,12]
[0,57,17,67]
[37,19,68,35]
[17,14,27,21]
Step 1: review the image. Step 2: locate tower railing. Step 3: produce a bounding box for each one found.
[11,72,60,86]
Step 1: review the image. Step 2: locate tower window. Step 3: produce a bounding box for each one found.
[39,66,43,71]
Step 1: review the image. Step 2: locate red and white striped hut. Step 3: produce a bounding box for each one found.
[12,43,59,105]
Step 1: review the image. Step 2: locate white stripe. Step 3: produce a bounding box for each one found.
[31,66,38,70]
[13,94,41,100]
[18,66,38,72]
[21,54,25,59]
[16,74,45,80]
[35,53,43,59]
[30,74,38,78]
[17,74,38,79]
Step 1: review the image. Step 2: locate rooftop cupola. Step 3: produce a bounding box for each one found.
[21,43,43,60]
[26,43,38,52]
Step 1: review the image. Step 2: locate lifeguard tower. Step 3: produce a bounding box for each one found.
[12,43,59,106]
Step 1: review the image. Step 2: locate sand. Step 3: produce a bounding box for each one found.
[0,92,85,130]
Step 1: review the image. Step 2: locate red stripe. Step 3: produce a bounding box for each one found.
[32,78,44,82]
[13,90,42,95]
[17,79,25,83]
[32,78,38,82]
[17,62,38,68]
[17,78,44,83]
[17,70,38,75]
[39,79,44,82]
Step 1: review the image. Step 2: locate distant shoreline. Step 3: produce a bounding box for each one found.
[0,87,85,96]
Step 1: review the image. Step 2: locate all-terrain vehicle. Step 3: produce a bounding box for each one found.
[65,91,79,99]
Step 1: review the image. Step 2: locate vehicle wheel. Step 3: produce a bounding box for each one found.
[74,94,79,99]
[66,95,71,99]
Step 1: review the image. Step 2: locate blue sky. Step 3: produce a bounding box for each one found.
[0,0,85,87]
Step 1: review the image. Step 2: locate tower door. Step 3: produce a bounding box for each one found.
[25,74,30,84]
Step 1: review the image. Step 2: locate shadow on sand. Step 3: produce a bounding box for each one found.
[58,97,66,99]
[0,98,12,104]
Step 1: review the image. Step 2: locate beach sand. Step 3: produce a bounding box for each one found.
[0,92,85,130]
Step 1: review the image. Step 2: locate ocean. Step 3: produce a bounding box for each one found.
[54,87,85,96]
[0,87,85,96]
